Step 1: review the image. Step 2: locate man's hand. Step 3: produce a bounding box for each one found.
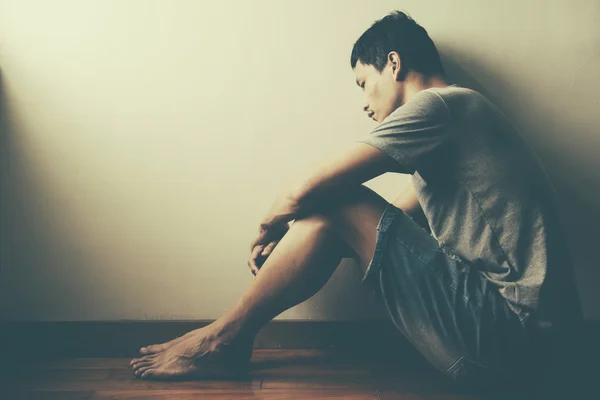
[246,188,300,277]
[248,224,290,276]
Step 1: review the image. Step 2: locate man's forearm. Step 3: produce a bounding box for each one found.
[289,180,359,218]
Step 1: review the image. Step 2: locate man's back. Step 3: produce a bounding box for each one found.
[359,85,582,332]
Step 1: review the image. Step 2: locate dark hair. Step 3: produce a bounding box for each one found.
[350,11,444,77]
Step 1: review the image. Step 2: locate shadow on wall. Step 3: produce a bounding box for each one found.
[0,67,23,316]
[0,68,12,309]
[439,44,600,320]
[0,67,89,319]
[0,68,10,279]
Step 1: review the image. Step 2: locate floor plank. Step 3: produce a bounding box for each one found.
[377,392,532,400]
[90,389,380,399]
[21,350,347,370]
[7,369,113,380]
[29,359,133,370]
[10,379,261,392]
[0,391,94,400]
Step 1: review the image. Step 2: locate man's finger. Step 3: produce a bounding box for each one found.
[262,240,278,256]
[250,245,263,274]
[248,245,264,274]
[250,229,270,251]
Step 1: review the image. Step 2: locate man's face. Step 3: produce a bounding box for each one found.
[354,60,403,123]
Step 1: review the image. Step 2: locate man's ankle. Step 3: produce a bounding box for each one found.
[211,319,248,344]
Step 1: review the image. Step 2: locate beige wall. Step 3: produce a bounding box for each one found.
[1,0,598,321]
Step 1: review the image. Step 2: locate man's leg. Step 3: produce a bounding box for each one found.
[130,185,389,379]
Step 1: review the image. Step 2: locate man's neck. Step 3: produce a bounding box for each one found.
[401,73,450,105]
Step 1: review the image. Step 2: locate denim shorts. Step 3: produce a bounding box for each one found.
[362,203,535,387]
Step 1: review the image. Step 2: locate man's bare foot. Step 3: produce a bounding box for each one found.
[138,328,200,355]
[130,326,254,380]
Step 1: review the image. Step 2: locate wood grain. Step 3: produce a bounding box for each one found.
[0,349,584,399]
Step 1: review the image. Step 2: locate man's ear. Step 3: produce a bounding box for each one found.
[388,51,404,81]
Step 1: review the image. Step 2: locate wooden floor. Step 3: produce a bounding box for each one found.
[0,349,591,399]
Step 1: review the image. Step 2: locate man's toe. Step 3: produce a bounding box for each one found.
[140,343,168,355]
[140,354,156,362]
[136,365,154,376]
[133,361,153,371]
[141,368,156,378]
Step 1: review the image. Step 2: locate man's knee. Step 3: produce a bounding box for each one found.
[292,213,332,229]
[292,214,357,259]
[302,184,388,266]
[322,184,388,221]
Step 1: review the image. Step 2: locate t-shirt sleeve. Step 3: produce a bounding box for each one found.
[357,90,451,174]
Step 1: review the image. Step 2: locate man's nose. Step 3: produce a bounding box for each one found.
[363,103,370,113]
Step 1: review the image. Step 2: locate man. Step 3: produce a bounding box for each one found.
[129,11,582,386]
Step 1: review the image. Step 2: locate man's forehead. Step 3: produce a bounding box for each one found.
[354,61,376,76]
[355,61,367,74]
[354,61,368,85]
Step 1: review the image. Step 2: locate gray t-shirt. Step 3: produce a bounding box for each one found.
[358,85,581,331]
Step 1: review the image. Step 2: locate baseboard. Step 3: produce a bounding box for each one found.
[0,319,414,359]
[1,319,598,360]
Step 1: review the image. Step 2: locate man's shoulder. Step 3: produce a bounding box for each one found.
[424,85,486,107]
[425,85,509,127]
[384,85,482,124]
[425,84,480,97]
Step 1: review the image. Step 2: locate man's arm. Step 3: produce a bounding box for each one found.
[287,142,400,216]
[253,142,397,253]
[253,142,429,264]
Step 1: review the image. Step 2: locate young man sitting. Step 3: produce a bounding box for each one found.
[130,10,582,387]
